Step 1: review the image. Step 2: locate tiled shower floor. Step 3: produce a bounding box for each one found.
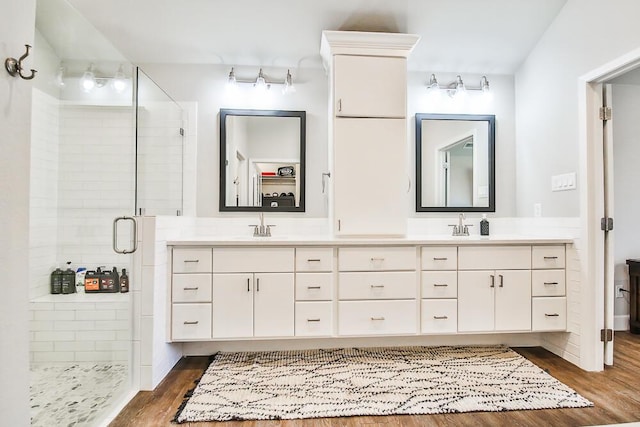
[30,363,127,426]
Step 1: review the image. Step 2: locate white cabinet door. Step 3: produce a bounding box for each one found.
[333,118,407,236]
[254,273,294,337]
[458,271,495,332]
[494,270,531,331]
[212,273,253,338]
[334,55,407,118]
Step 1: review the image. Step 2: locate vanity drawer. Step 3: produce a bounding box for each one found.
[421,271,457,298]
[532,245,566,269]
[458,246,531,270]
[295,273,333,301]
[172,274,212,303]
[338,300,417,335]
[532,297,567,331]
[295,302,333,337]
[532,270,566,297]
[296,248,334,272]
[172,248,212,273]
[421,247,457,270]
[172,303,212,340]
[421,299,457,334]
[338,271,416,300]
[338,247,416,271]
[211,248,294,272]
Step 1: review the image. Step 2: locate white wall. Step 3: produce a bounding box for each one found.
[515,0,640,217]
[611,83,640,321]
[140,64,518,220]
[138,64,330,218]
[0,0,36,424]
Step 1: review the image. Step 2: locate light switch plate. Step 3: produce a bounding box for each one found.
[551,172,577,192]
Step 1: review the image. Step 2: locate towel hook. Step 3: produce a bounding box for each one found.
[5,44,37,80]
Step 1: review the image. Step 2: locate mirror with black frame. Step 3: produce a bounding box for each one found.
[415,113,495,212]
[219,109,306,212]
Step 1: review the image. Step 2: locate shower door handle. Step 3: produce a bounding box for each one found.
[113,216,138,254]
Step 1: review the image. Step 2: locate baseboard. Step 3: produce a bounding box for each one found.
[614,315,630,331]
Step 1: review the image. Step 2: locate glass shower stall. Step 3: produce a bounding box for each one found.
[29,0,184,424]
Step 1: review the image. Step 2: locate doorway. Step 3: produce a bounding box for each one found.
[580,49,640,370]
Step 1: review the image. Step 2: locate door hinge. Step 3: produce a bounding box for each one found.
[600,328,613,342]
[601,217,614,232]
[599,106,612,121]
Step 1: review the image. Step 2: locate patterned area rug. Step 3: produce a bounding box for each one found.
[174,345,592,423]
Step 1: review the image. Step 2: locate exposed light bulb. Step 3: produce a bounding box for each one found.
[227,67,237,86]
[80,64,96,93]
[427,73,439,91]
[112,64,127,93]
[481,76,493,102]
[254,68,268,91]
[55,63,65,87]
[282,69,296,94]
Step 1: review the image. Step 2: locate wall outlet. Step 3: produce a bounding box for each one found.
[534,203,542,217]
[615,285,625,298]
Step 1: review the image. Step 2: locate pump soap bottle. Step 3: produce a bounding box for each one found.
[480,214,490,236]
[120,268,129,293]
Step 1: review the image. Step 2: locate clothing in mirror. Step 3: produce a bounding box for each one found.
[415,113,495,212]
[219,109,306,212]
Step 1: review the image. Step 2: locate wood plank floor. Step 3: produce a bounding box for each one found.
[110,332,640,426]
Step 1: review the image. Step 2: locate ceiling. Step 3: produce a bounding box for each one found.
[44,0,567,74]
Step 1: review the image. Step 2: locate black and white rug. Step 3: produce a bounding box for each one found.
[174,345,592,423]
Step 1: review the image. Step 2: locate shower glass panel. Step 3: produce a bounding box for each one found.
[135,69,184,216]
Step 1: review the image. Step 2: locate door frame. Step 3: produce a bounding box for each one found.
[579,47,640,371]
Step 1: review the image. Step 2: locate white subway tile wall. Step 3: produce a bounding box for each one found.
[29,295,130,363]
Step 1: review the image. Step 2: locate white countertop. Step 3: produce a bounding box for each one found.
[167,234,574,246]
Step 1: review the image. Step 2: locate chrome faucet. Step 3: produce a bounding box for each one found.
[249,212,275,237]
[449,213,472,236]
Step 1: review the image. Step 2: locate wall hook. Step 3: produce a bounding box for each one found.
[5,44,37,80]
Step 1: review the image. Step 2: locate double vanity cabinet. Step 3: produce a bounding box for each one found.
[168,239,569,343]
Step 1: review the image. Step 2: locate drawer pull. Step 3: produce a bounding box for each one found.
[257,278,260,292]
[183,320,199,325]
[490,275,495,288]
[307,286,321,290]
[544,282,559,285]
[499,274,504,288]
[370,257,385,262]
[183,286,199,291]
[544,313,560,317]
[433,283,448,287]
[307,318,321,322]
[370,285,385,289]
[371,316,385,321]
[433,315,448,320]
[307,258,321,262]
[543,256,559,260]
[247,278,250,292]
[183,259,200,263]
[433,257,448,261]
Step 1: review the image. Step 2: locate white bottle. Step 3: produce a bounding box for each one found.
[76,267,87,293]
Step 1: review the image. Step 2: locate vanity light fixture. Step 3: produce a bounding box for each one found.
[426,73,491,98]
[78,63,130,93]
[226,67,296,94]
